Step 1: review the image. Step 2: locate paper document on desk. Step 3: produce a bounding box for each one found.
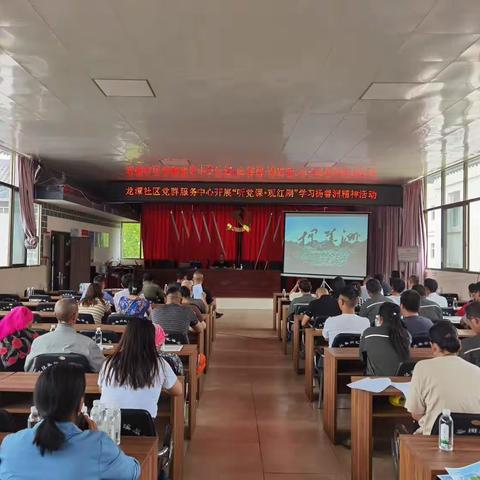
[348,378,411,397]
[441,461,480,479]
[347,377,392,393]
[444,316,462,324]
[161,345,183,352]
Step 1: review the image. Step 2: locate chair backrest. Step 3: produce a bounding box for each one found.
[106,314,135,325]
[159,353,184,375]
[430,413,480,435]
[29,294,52,302]
[32,353,92,373]
[395,361,417,377]
[0,301,22,311]
[35,302,57,312]
[442,307,456,317]
[0,409,15,432]
[77,313,95,324]
[79,330,120,344]
[462,346,480,368]
[442,293,459,308]
[165,332,188,345]
[332,333,361,348]
[411,335,431,348]
[312,315,329,328]
[0,294,20,302]
[32,313,51,324]
[58,290,77,296]
[120,409,156,436]
[294,304,311,315]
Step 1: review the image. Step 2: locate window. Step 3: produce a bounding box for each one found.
[444,206,464,269]
[121,223,142,259]
[469,200,480,271]
[11,191,26,265]
[467,158,480,199]
[426,208,442,268]
[0,185,11,267]
[445,164,464,204]
[0,149,12,184]
[426,172,442,208]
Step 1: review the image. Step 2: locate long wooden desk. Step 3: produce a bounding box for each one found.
[32,323,126,333]
[323,348,433,445]
[304,329,475,402]
[0,432,158,480]
[277,298,290,340]
[0,372,184,480]
[272,292,283,330]
[350,375,411,480]
[399,435,480,480]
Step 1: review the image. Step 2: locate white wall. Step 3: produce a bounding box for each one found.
[0,265,49,296]
[47,216,121,271]
[426,270,480,301]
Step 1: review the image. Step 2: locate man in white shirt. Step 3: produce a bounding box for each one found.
[389,278,405,305]
[323,285,370,347]
[113,273,132,312]
[424,278,448,308]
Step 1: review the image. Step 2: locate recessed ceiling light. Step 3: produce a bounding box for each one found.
[93,79,155,97]
[361,82,443,100]
[161,158,190,166]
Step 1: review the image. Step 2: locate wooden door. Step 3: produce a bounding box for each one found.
[69,237,91,291]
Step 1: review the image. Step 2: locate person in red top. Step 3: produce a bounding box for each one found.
[457,283,480,317]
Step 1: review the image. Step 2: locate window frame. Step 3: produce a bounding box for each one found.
[424,157,479,273]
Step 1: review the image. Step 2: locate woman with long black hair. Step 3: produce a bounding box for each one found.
[359,302,411,375]
[0,363,139,479]
[99,318,182,417]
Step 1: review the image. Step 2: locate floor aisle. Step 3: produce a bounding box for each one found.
[184,309,396,480]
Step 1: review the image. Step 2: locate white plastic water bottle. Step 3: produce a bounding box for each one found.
[49,324,56,332]
[164,283,168,293]
[282,288,287,299]
[90,400,104,430]
[27,406,41,428]
[452,298,458,310]
[94,327,102,346]
[105,407,121,445]
[438,409,454,451]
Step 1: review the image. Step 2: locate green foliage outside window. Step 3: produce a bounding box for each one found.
[121,223,142,259]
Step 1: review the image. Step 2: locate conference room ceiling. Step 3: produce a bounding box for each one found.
[1,1,480,184]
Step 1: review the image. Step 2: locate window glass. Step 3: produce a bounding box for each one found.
[121,223,142,259]
[11,191,26,264]
[26,204,41,266]
[444,164,464,204]
[467,157,480,199]
[426,172,442,208]
[445,206,464,269]
[0,149,12,185]
[426,208,441,268]
[0,185,11,266]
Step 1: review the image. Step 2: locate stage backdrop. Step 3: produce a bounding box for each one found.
[141,204,348,267]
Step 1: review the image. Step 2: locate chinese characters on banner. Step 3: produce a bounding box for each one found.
[124,164,377,181]
[124,185,379,201]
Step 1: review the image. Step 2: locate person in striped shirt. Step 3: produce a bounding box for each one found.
[78,283,111,325]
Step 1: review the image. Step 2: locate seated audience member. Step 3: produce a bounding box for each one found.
[405,321,480,435]
[289,279,306,300]
[0,363,140,479]
[460,302,480,366]
[180,286,205,324]
[424,278,448,308]
[323,286,370,347]
[302,287,341,327]
[113,273,132,312]
[374,273,391,296]
[211,253,232,269]
[411,284,443,322]
[78,283,111,325]
[287,279,315,317]
[0,307,39,371]
[400,290,434,338]
[359,278,394,325]
[25,299,105,372]
[118,280,151,318]
[457,283,479,317]
[360,302,410,375]
[81,274,114,305]
[360,276,372,301]
[407,275,419,290]
[192,271,223,318]
[141,272,165,303]
[331,276,346,299]
[99,318,182,417]
[151,286,204,343]
[388,278,405,305]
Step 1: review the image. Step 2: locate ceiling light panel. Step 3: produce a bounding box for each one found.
[93,79,155,97]
[361,82,444,101]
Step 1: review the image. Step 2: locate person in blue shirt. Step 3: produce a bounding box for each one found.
[81,274,114,306]
[0,363,140,480]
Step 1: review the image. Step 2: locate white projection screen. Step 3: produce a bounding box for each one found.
[283,212,369,279]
